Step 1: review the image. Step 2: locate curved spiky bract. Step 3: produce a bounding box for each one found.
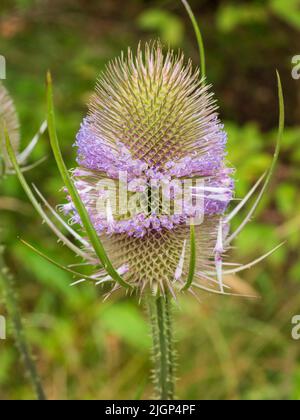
[0,82,20,169]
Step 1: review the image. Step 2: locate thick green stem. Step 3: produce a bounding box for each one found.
[0,245,46,400]
[148,295,176,400]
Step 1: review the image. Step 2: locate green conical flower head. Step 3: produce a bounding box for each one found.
[86,43,221,168]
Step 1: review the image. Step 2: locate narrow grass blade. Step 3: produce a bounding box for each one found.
[225,72,285,245]
[0,246,46,400]
[181,0,206,78]
[46,72,132,289]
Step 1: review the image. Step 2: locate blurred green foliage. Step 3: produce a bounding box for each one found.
[137,8,184,46]
[0,0,300,400]
[217,0,300,32]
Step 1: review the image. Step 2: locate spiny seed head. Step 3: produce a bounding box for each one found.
[0,82,20,172]
[64,43,234,297]
[98,218,222,298]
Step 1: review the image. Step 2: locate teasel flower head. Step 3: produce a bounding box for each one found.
[0,81,47,178]
[3,0,284,402]
[60,43,238,298]
[54,41,284,300]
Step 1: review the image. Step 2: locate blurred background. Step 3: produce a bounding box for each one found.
[0,0,300,400]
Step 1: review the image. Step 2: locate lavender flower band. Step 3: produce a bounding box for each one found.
[62,115,234,238]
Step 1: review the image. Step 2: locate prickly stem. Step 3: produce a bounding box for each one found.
[148,294,176,400]
[0,244,46,400]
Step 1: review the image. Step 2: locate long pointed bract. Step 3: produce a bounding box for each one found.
[32,184,89,248]
[225,72,284,246]
[207,242,285,276]
[224,173,266,224]
[181,224,196,291]
[17,120,47,164]
[46,72,132,289]
[5,130,90,260]
[20,239,103,283]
